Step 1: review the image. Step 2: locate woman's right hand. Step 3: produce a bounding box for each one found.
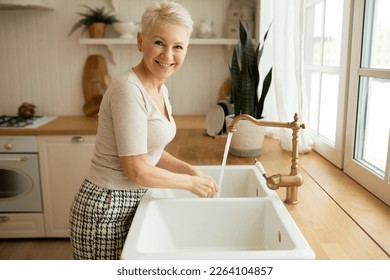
[189,175,219,198]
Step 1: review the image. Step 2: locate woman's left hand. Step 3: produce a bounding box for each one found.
[194,170,219,196]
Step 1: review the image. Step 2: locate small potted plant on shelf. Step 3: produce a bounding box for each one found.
[69,5,118,38]
[226,20,272,157]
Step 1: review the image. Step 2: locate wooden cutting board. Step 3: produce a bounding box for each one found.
[82,54,111,116]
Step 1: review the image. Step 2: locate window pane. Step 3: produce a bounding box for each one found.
[319,73,339,144]
[307,71,320,132]
[361,0,390,69]
[355,77,390,176]
[323,0,343,66]
[305,2,324,65]
[313,3,324,65]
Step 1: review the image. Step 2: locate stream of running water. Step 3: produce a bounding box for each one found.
[217,132,233,198]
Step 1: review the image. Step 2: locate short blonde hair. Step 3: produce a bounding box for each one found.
[141,1,193,38]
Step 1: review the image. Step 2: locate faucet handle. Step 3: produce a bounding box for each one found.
[254,159,266,176]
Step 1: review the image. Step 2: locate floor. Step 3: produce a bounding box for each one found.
[0,238,73,260]
[0,127,389,260]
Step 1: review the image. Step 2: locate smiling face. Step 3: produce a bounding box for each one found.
[138,23,190,81]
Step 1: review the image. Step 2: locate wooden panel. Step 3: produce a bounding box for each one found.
[298,152,390,257]
[0,238,73,260]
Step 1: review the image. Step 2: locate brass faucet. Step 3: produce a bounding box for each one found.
[228,113,305,205]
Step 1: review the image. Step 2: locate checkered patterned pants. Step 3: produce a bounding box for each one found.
[69,179,147,260]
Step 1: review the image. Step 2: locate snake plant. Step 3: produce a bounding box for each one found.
[230,20,272,119]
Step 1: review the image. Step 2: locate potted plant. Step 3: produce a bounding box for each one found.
[226,20,272,157]
[69,5,118,38]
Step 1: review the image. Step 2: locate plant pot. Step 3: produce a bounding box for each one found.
[88,23,106,38]
[225,114,265,157]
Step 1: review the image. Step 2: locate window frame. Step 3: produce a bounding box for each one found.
[344,0,390,205]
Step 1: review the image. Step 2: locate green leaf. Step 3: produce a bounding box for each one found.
[256,68,272,119]
[229,20,273,119]
[68,5,118,36]
[230,47,242,116]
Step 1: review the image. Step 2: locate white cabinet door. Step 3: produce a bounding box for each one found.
[38,135,95,237]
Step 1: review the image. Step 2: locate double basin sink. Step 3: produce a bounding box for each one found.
[121,165,315,259]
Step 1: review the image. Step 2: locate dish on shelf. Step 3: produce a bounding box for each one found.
[113,21,139,39]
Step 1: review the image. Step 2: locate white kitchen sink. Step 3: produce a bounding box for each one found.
[121,197,315,259]
[148,165,274,199]
[121,165,314,260]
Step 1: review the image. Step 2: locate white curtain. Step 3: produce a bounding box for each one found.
[260,0,313,153]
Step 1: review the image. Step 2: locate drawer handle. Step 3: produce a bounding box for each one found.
[0,216,10,222]
[71,136,85,143]
[0,156,28,162]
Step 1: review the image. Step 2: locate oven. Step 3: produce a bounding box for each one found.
[0,115,56,237]
[0,136,43,213]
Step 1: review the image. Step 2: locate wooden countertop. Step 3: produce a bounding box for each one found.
[0,116,98,136]
[0,115,206,136]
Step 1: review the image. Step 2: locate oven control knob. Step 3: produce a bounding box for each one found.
[4,143,13,150]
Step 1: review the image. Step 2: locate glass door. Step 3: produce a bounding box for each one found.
[344,0,390,206]
[0,153,43,212]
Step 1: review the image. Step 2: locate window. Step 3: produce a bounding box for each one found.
[353,0,390,178]
[304,0,349,167]
[344,0,390,205]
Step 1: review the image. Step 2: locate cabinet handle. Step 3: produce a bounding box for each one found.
[0,216,10,222]
[0,156,28,162]
[71,136,85,143]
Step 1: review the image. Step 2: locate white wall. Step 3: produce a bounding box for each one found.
[0,0,231,116]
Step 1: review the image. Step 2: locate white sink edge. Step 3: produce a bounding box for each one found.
[121,250,315,260]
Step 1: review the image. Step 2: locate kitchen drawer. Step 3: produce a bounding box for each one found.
[0,213,45,238]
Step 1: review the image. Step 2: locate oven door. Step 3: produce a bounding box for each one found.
[0,154,43,212]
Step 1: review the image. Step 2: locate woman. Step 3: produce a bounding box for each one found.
[69,1,218,260]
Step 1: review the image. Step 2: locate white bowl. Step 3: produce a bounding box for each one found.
[113,21,139,39]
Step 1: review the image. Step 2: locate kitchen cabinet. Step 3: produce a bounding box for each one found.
[0,213,45,238]
[38,135,96,237]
